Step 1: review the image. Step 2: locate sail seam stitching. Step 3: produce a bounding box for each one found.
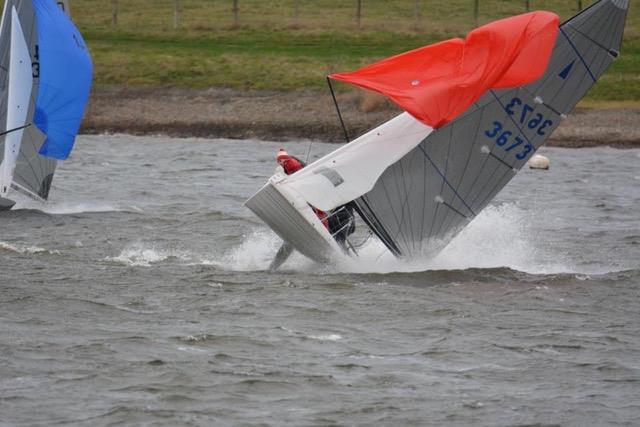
[417,145,476,217]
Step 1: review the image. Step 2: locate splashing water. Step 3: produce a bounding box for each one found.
[105,242,193,267]
[0,241,59,255]
[224,203,581,275]
[219,229,317,272]
[13,199,138,215]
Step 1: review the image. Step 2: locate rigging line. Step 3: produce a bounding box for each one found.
[353,202,397,256]
[417,145,476,217]
[0,122,30,136]
[326,77,350,143]
[353,198,402,257]
[559,27,596,82]
[304,138,313,164]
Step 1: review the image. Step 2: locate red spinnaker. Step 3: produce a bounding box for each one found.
[329,11,559,129]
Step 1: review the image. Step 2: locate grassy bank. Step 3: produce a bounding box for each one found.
[73,0,639,105]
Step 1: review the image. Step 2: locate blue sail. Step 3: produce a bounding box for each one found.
[33,0,93,160]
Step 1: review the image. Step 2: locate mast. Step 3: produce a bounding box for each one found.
[0,7,33,198]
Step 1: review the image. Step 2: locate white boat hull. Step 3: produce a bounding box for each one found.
[245,174,344,263]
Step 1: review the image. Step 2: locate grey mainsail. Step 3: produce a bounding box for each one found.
[354,0,629,258]
[0,0,74,203]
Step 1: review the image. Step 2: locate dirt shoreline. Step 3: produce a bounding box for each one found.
[82,86,640,147]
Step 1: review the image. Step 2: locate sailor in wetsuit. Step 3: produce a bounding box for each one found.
[276,148,329,229]
[327,202,356,249]
[275,148,355,250]
[275,148,305,175]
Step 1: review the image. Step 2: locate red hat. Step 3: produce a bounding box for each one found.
[276,148,289,160]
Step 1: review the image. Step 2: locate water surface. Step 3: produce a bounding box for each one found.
[1,135,639,426]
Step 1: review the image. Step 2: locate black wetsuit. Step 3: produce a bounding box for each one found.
[328,202,356,248]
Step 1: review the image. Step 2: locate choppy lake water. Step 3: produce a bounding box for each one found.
[1,135,639,426]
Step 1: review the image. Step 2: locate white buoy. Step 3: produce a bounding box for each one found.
[528,154,550,170]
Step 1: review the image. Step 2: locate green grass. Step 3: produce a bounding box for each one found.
[72,0,640,104]
[85,29,436,89]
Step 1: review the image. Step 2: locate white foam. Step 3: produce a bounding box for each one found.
[177,346,209,354]
[219,203,619,275]
[106,243,192,267]
[0,241,59,255]
[217,229,316,272]
[308,333,342,341]
[13,200,134,215]
[337,203,575,275]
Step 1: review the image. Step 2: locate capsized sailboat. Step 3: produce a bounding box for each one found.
[246,0,629,267]
[0,0,92,211]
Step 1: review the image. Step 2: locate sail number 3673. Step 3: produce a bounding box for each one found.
[485,122,533,160]
[484,97,554,160]
[505,97,553,135]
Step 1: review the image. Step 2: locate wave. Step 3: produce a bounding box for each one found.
[217,229,317,272]
[307,333,343,341]
[105,243,193,267]
[221,203,632,276]
[12,200,142,215]
[0,241,60,255]
[96,202,636,278]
